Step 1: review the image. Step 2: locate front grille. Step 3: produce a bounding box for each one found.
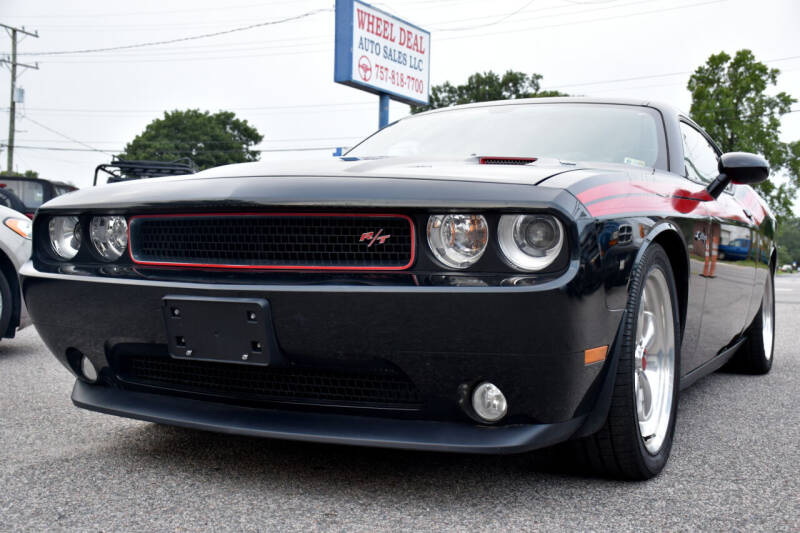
[116,355,422,407]
[129,213,414,269]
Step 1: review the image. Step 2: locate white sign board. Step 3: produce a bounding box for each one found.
[334,0,430,106]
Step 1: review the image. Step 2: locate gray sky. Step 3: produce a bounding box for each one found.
[2,0,799,207]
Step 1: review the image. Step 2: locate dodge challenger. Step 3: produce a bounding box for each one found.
[22,98,776,480]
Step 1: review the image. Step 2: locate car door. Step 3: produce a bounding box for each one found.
[679,122,757,369]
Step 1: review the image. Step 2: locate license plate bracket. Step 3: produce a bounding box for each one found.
[162,296,279,366]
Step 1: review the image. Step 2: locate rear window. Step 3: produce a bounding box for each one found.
[0,179,46,208]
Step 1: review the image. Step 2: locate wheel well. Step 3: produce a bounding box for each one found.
[770,248,777,274]
[652,230,688,336]
[0,250,20,337]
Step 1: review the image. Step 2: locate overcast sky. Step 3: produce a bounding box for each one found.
[1,0,799,206]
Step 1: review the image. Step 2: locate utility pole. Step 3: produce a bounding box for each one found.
[1,23,38,173]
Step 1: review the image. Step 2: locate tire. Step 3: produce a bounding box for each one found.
[576,243,681,480]
[0,268,13,339]
[729,272,774,375]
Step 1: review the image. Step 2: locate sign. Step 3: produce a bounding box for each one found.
[334,0,430,106]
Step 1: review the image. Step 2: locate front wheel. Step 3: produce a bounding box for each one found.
[577,243,681,480]
[729,272,774,374]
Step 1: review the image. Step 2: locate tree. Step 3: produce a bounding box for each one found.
[120,109,263,170]
[0,169,39,178]
[776,217,800,265]
[688,50,799,220]
[410,70,567,114]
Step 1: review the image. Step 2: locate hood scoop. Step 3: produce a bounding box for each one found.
[478,157,537,165]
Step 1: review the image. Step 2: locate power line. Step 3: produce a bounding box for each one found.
[29,1,733,65]
[437,0,537,32]
[20,115,112,155]
[9,0,678,58]
[437,0,728,42]
[16,8,331,56]
[1,0,315,20]
[26,46,332,65]
[433,0,658,31]
[544,54,800,91]
[4,101,374,114]
[21,0,658,57]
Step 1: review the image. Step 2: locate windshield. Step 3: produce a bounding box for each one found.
[0,179,46,208]
[348,103,666,169]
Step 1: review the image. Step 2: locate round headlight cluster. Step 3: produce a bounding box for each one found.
[49,216,82,260]
[427,214,489,269]
[498,214,564,271]
[49,215,129,261]
[89,216,128,261]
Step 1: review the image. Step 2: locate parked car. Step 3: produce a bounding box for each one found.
[22,98,776,480]
[0,205,32,339]
[780,264,793,273]
[718,237,751,261]
[0,176,77,218]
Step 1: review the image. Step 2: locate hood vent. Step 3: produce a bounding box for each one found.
[479,157,537,165]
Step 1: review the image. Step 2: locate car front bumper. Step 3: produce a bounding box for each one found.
[22,261,622,453]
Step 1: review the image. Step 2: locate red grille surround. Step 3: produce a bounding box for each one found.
[128,212,416,271]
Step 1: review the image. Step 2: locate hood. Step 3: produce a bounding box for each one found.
[190,156,583,184]
[39,156,630,212]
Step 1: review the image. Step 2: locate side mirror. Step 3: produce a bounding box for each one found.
[706,152,769,199]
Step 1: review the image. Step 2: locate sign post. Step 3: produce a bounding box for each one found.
[334,0,430,129]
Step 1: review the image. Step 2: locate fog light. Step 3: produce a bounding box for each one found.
[471,382,507,422]
[80,356,98,382]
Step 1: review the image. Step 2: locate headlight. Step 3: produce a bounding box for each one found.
[89,216,128,261]
[427,214,488,269]
[4,217,32,239]
[498,214,564,271]
[49,216,81,260]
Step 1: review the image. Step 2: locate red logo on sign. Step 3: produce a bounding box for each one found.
[360,229,391,247]
[358,55,372,82]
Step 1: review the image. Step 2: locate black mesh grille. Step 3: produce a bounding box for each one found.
[117,356,422,407]
[129,214,414,269]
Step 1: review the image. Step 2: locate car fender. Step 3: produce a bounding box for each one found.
[576,221,688,438]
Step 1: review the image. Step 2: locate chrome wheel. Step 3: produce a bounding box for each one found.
[634,267,676,455]
[762,274,774,361]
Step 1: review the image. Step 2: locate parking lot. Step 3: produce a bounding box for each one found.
[1,276,798,532]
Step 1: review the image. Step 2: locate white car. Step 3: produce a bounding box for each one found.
[0,205,32,339]
[780,264,794,273]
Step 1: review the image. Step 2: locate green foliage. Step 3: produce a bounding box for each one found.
[688,49,798,220]
[410,70,567,114]
[777,217,800,265]
[120,109,263,170]
[0,169,39,178]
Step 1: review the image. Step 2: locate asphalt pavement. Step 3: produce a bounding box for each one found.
[2,276,799,532]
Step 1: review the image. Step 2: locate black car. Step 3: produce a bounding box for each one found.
[0,176,77,218]
[22,98,776,480]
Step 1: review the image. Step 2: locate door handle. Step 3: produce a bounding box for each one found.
[743,208,753,220]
